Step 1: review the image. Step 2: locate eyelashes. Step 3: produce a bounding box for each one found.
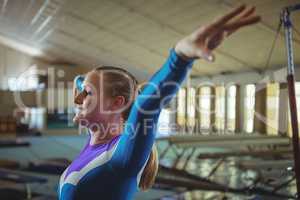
[83,85,93,96]
[86,90,92,96]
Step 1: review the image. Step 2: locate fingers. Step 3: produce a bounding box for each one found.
[224,6,259,36]
[183,4,260,62]
[202,4,246,36]
[224,15,261,36]
[240,6,256,19]
[224,6,260,36]
[214,4,247,26]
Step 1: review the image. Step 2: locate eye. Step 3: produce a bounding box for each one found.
[84,85,92,96]
[85,89,92,96]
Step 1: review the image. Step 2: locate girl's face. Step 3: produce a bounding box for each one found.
[73,71,114,128]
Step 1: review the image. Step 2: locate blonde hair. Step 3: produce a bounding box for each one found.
[96,67,159,190]
[139,144,159,190]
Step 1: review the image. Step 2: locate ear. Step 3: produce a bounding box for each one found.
[112,96,126,109]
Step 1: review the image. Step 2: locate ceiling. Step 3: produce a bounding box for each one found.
[0,0,300,78]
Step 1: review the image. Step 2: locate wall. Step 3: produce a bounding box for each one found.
[0,43,90,116]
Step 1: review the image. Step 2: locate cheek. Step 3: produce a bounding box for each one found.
[81,98,97,118]
[82,95,112,118]
[83,96,96,109]
[103,100,112,111]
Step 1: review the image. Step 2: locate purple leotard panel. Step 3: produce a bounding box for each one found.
[64,135,121,180]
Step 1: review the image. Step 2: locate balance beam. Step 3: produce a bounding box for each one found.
[236,160,293,170]
[198,148,292,159]
[161,135,290,148]
[0,168,47,184]
[0,139,30,148]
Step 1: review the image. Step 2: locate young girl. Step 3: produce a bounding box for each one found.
[58,5,260,200]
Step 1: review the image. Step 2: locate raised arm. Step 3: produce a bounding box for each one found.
[122,4,261,173]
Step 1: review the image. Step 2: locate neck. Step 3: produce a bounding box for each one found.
[89,116,124,145]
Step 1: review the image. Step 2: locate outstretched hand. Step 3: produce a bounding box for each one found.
[174,4,261,62]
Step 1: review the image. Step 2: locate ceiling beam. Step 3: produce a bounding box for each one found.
[65,12,167,60]
[1,0,8,16]
[63,12,205,75]
[54,28,151,72]
[110,0,262,73]
[44,31,152,80]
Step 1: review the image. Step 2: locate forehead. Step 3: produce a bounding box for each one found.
[83,71,104,89]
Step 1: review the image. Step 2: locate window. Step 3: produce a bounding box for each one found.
[199,87,211,130]
[215,86,225,131]
[177,88,186,126]
[187,87,196,127]
[7,66,41,91]
[28,107,46,129]
[57,88,66,114]
[157,108,172,137]
[227,85,236,132]
[266,83,279,135]
[8,77,39,91]
[245,84,255,133]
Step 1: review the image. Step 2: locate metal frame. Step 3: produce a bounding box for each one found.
[156,133,296,199]
[282,4,300,197]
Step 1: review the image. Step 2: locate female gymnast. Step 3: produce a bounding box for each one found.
[58,5,260,200]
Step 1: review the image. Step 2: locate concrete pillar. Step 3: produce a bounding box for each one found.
[176,88,186,134]
[168,96,177,135]
[210,86,216,132]
[278,83,288,136]
[254,83,267,134]
[235,85,246,134]
[224,85,228,134]
[195,88,201,134]
[186,87,196,134]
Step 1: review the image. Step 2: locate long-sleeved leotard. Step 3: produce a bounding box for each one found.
[58,49,194,200]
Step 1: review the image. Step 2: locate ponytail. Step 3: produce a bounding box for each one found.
[138,144,159,191]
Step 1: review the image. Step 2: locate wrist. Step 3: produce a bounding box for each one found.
[169,48,194,70]
[174,39,196,61]
[174,46,191,61]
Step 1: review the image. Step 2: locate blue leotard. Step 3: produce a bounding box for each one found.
[58,49,194,200]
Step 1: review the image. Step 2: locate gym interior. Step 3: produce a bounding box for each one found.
[0,0,300,199]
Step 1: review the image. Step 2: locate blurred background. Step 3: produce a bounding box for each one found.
[0,0,300,199]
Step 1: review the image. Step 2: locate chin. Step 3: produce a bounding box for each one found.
[73,114,89,126]
[73,112,104,129]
